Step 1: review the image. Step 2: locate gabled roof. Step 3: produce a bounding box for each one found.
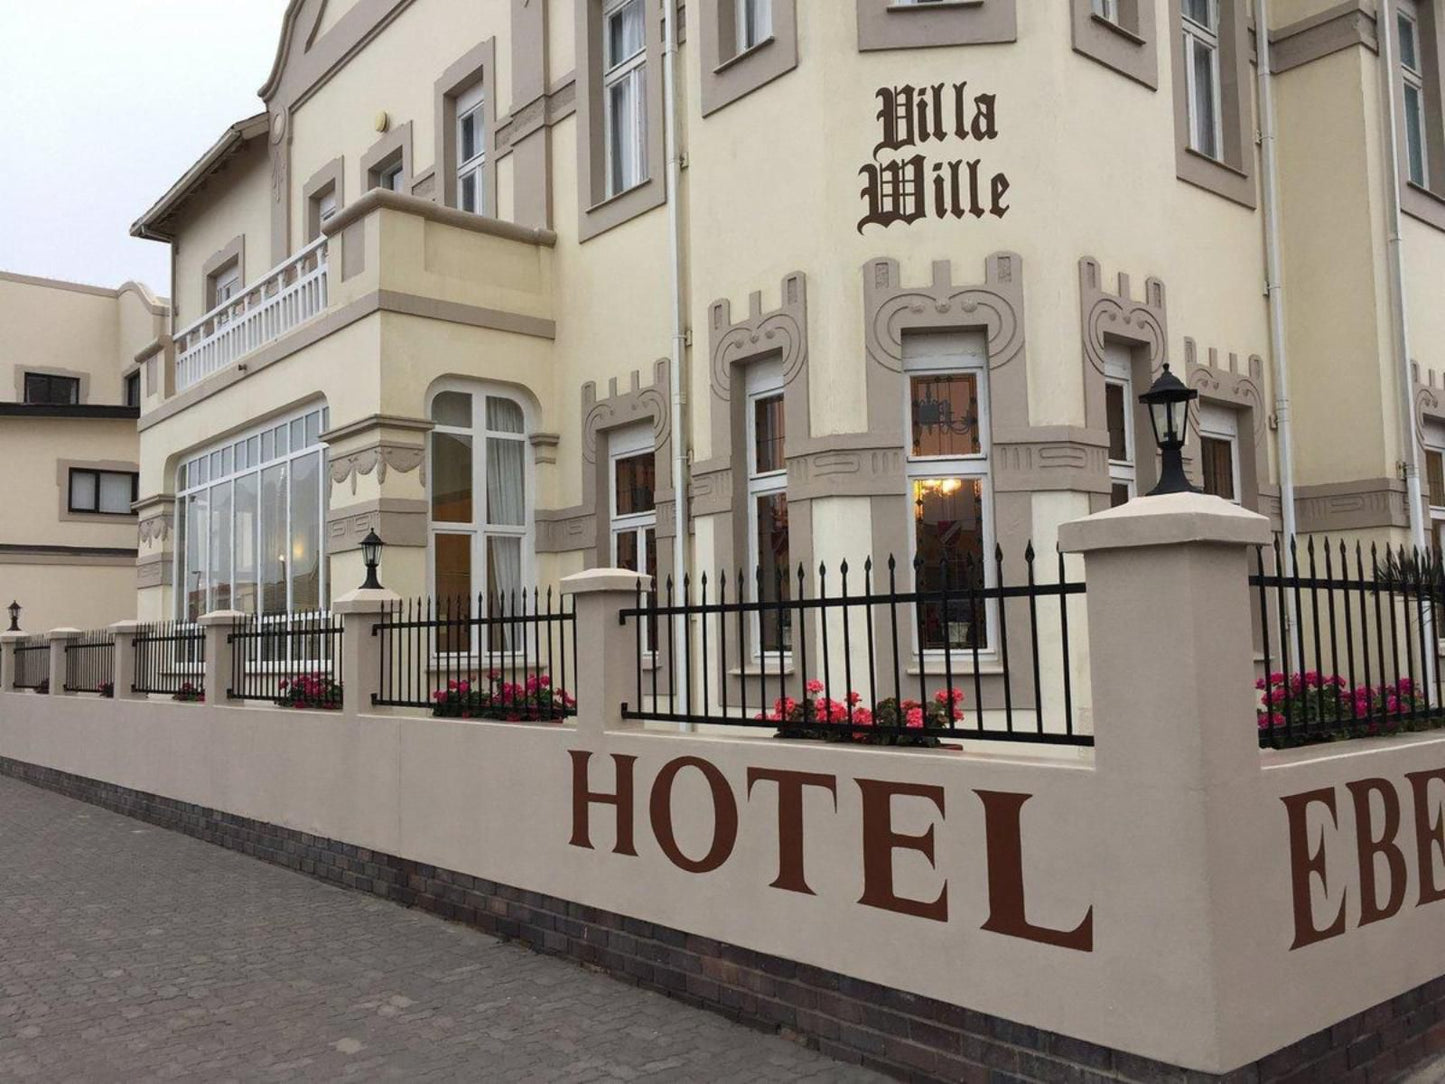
[130,112,270,242]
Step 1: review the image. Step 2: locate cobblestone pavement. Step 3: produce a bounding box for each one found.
[0,775,883,1082]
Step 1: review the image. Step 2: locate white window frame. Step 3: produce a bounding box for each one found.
[1092,0,1118,22]
[736,0,773,52]
[1104,344,1136,504]
[746,358,790,660]
[609,422,658,651]
[1182,0,1224,161]
[902,332,997,660]
[1401,1,1431,189]
[425,382,534,658]
[603,0,647,199]
[456,80,487,214]
[1197,401,1241,504]
[379,161,405,192]
[173,403,330,621]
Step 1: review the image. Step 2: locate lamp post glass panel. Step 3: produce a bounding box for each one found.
[1139,363,1199,496]
[360,531,385,590]
[6,600,19,632]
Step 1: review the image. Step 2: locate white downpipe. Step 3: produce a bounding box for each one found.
[1377,3,1428,556]
[1254,0,1298,553]
[662,0,691,718]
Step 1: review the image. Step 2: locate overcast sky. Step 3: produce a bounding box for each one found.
[0,1,291,295]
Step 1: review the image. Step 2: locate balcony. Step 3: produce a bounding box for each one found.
[173,238,329,393]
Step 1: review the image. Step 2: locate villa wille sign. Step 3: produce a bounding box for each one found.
[858,82,1011,233]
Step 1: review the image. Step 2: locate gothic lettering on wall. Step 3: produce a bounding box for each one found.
[859,83,1011,233]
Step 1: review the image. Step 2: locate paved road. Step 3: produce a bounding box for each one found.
[0,775,882,1082]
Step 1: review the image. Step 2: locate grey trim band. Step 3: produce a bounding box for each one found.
[856,0,1017,51]
[1269,1,1377,74]
[321,187,557,246]
[1295,478,1410,534]
[0,405,137,421]
[327,498,429,552]
[0,544,138,561]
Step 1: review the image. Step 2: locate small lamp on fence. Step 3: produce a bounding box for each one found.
[360,531,385,590]
[6,600,19,632]
[1139,363,1199,496]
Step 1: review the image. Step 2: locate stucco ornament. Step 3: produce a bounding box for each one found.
[709,273,809,400]
[864,256,1023,375]
[329,444,426,495]
[1079,258,1168,379]
[137,515,172,545]
[582,360,671,465]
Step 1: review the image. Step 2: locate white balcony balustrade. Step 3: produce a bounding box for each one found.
[173,238,328,393]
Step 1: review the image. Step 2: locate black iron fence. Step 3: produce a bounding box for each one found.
[372,591,577,720]
[1251,538,1445,748]
[12,637,49,691]
[229,611,342,708]
[64,631,115,695]
[619,545,1091,747]
[132,621,205,698]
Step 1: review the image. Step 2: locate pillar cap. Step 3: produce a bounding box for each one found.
[1059,492,1271,555]
[109,620,145,634]
[45,627,83,642]
[197,609,250,627]
[332,588,402,614]
[1,631,30,643]
[562,568,653,595]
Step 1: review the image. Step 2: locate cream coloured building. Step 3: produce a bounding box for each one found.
[0,272,167,633]
[125,0,1445,672]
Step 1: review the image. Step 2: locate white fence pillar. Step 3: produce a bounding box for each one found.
[47,629,81,696]
[0,632,22,692]
[1059,490,1271,1070]
[198,611,247,706]
[562,569,651,736]
[110,621,144,701]
[332,588,401,718]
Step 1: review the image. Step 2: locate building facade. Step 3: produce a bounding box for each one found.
[128,0,1445,656]
[0,272,167,633]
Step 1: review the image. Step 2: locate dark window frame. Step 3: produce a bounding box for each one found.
[67,468,140,516]
[24,372,81,406]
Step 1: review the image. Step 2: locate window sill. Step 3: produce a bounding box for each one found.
[1089,11,1146,46]
[907,656,1003,677]
[1183,144,1248,180]
[585,176,656,216]
[714,34,776,75]
[729,659,796,678]
[887,0,983,10]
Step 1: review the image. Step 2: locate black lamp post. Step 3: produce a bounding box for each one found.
[360,531,385,590]
[6,600,19,632]
[1139,363,1199,496]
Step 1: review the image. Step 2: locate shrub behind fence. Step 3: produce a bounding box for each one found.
[228,611,342,708]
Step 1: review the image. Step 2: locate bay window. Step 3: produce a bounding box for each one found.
[174,405,328,621]
[1182,0,1222,160]
[428,386,530,652]
[456,81,488,214]
[1197,402,1240,503]
[904,333,992,654]
[747,361,790,655]
[603,0,647,198]
[1402,2,1431,189]
[1104,344,1136,507]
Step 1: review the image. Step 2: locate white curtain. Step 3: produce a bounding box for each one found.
[486,437,525,526]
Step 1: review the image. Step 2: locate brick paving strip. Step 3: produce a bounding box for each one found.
[0,775,884,1083]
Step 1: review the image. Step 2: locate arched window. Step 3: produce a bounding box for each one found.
[427,386,531,623]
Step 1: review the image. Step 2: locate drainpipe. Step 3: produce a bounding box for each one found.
[1376,1,1428,557]
[1254,0,1298,551]
[662,0,691,716]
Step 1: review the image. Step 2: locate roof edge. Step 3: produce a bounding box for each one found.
[130,112,270,242]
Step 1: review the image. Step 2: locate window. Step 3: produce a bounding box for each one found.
[124,371,141,408]
[456,81,487,214]
[428,388,530,653]
[1104,344,1135,507]
[1072,0,1157,87]
[1402,2,1431,189]
[362,122,413,197]
[603,0,647,198]
[904,333,991,653]
[746,361,790,654]
[610,424,658,650]
[856,0,1018,51]
[1182,0,1222,160]
[1198,402,1240,503]
[378,161,404,192]
[736,0,772,50]
[214,264,241,306]
[69,469,137,515]
[174,405,329,621]
[23,372,79,405]
[1092,0,1118,19]
[1428,447,1445,509]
